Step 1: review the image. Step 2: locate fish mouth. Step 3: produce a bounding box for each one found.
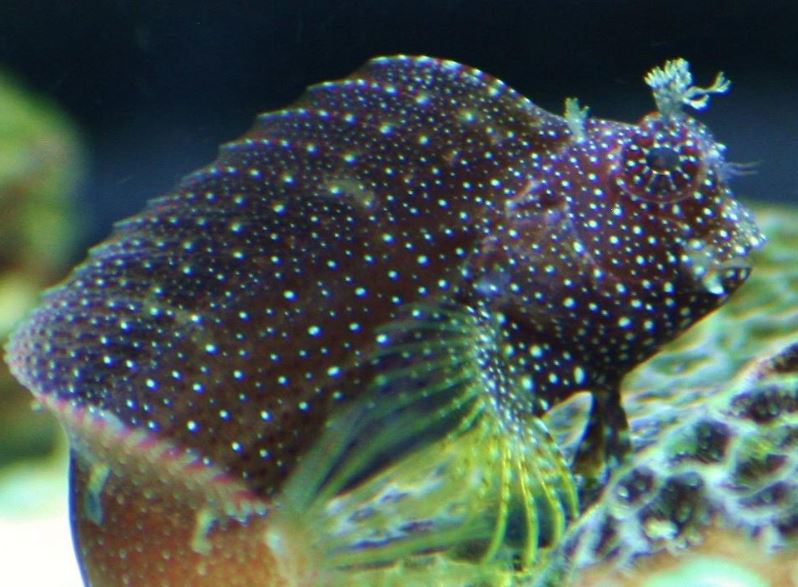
[682,198,766,296]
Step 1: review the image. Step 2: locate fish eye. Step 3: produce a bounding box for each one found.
[618,117,704,204]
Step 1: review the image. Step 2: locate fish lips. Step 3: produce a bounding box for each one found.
[681,197,766,296]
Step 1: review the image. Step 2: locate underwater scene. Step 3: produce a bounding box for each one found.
[0,2,796,586]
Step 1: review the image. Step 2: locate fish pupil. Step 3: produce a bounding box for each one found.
[645,146,680,173]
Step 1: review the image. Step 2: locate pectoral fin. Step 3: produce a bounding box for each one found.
[280,302,579,584]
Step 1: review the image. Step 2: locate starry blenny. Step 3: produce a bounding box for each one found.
[6,56,763,586]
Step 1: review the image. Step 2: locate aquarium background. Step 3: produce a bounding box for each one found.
[0,1,795,585]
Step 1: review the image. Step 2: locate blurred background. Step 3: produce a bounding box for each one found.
[0,1,795,585]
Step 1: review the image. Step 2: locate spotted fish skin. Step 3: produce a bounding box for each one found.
[9,56,574,496]
[6,56,763,582]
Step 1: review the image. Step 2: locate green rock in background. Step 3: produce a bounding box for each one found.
[0,67,83,466]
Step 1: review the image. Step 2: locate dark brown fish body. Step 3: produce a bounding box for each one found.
[6,56,763,585]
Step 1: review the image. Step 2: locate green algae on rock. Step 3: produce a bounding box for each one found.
[0,69,83,278]
[0,67,84,466]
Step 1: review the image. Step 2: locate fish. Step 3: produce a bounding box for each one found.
[5,56,764,585]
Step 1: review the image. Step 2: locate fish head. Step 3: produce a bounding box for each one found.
[490,60,766,392]
[607,109,766,298]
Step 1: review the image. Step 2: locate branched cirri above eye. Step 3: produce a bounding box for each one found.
[613,59,731,204]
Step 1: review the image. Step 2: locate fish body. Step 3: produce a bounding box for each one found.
[6,56,763,585]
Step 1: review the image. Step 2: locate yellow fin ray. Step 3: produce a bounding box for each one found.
[277,303,579,585]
